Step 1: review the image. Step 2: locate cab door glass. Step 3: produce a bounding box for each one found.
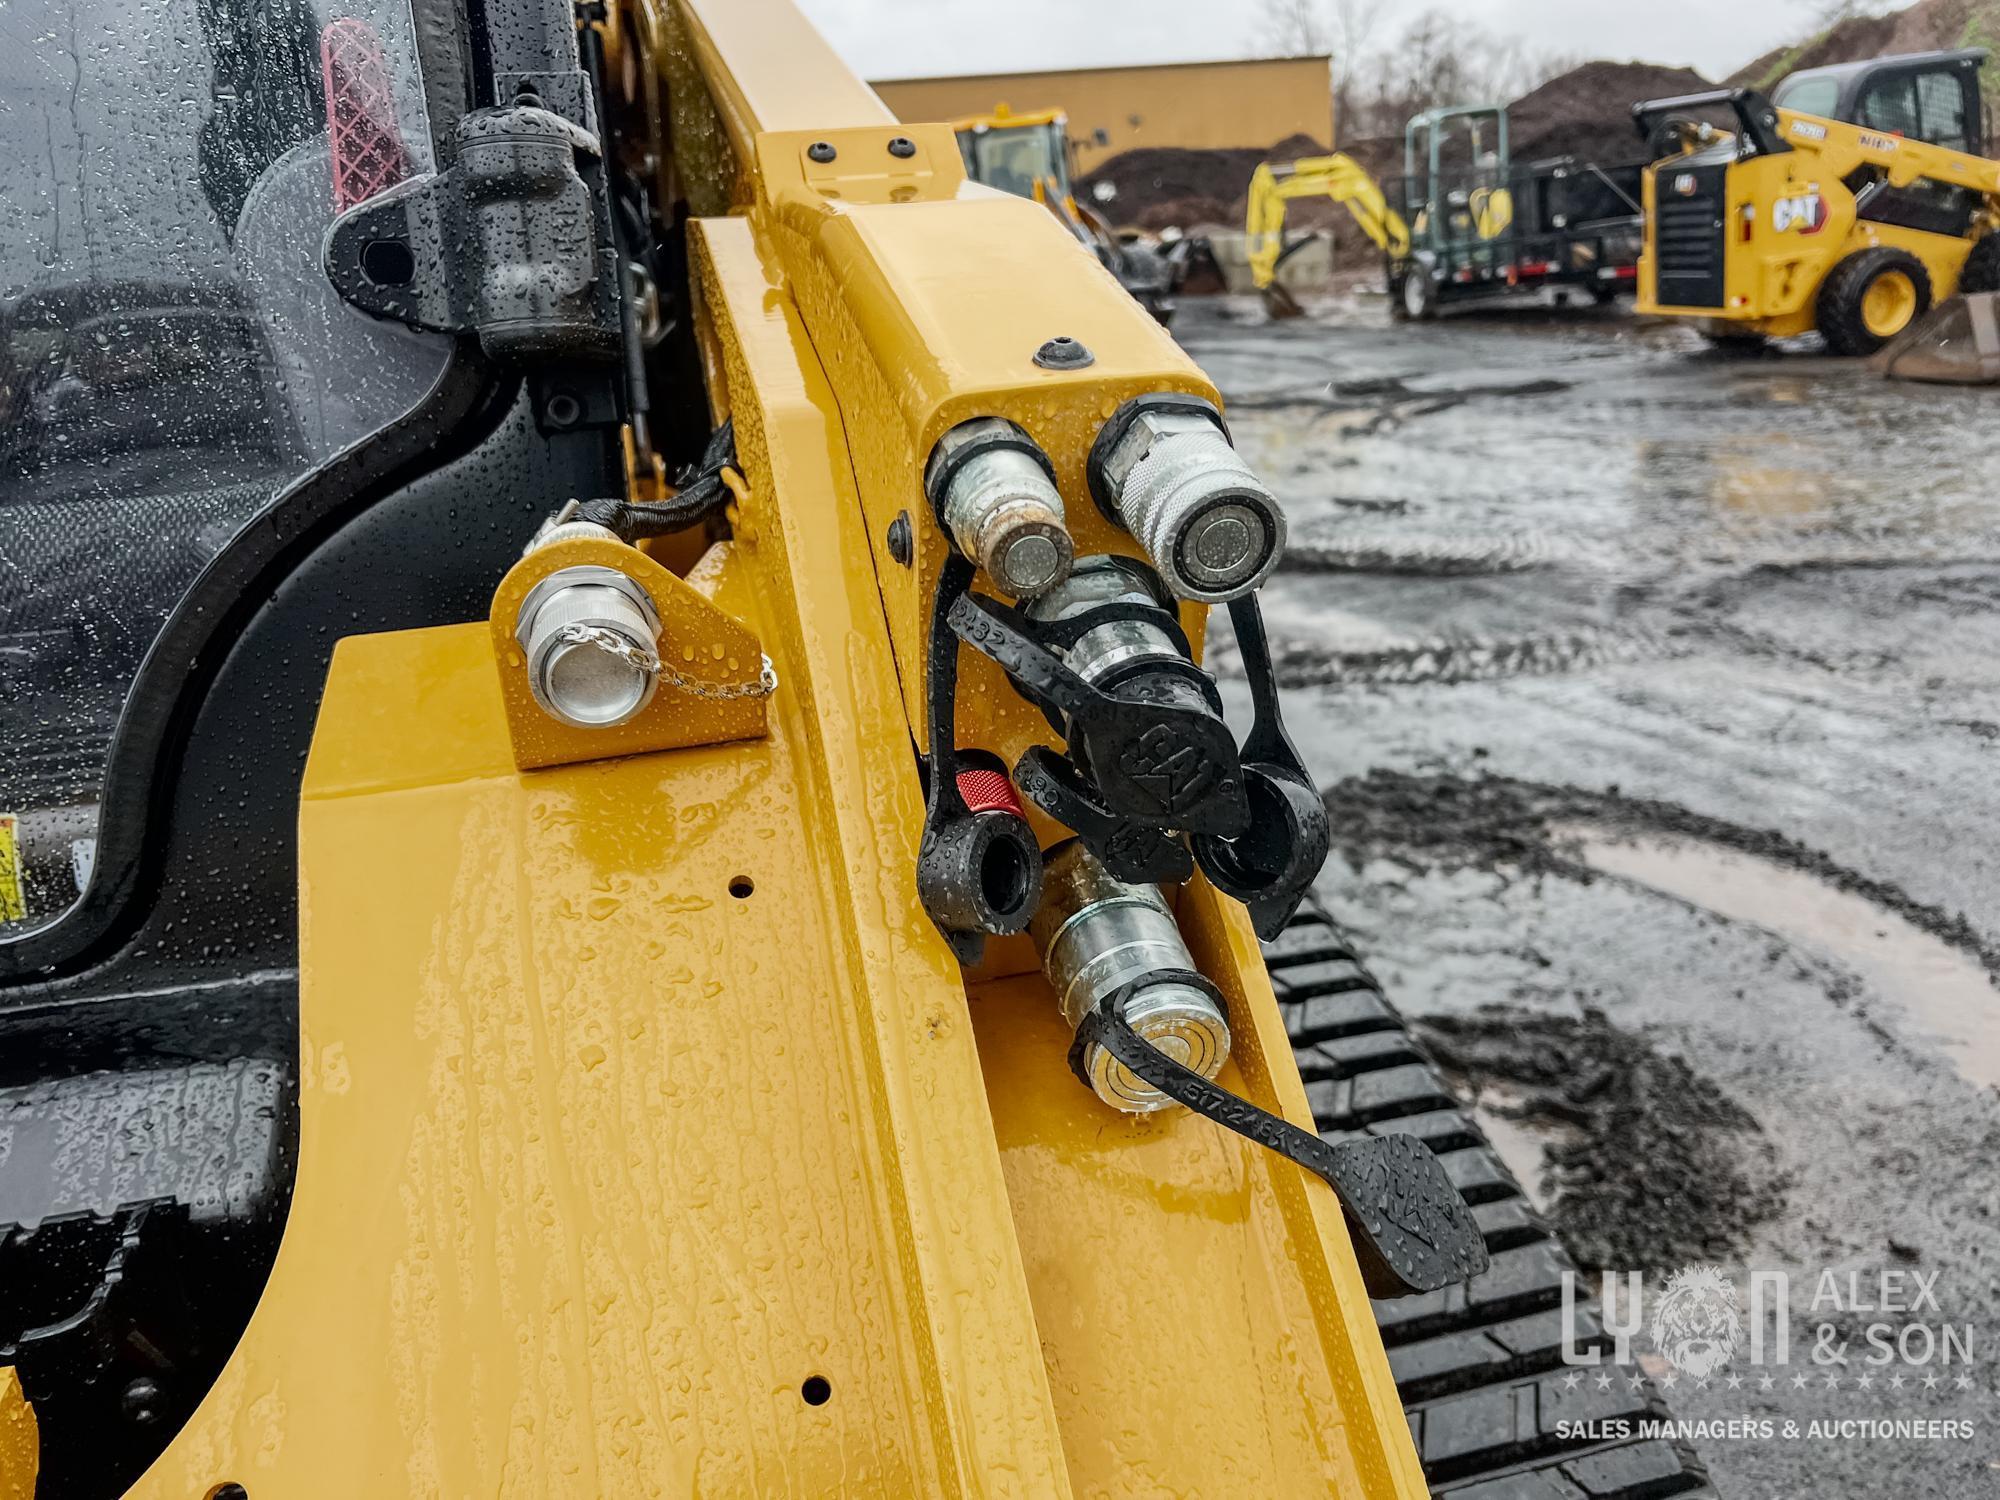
[1856,74,1920,138]
[0,0,450,935]
[1914,71,1972,151]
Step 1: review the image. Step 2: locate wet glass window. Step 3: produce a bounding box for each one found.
[0,0,450,935]
[1772,76,1839,119]
[1855,75,1921,138]
[973,126,1066,202]
[1914,71,1972,152]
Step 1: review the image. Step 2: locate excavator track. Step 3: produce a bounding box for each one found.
[1263,902,1718,1499]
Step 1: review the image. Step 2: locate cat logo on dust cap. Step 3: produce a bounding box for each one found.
[1673,173,1698,196]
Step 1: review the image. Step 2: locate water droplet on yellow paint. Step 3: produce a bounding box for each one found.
[579,1043,607,1070]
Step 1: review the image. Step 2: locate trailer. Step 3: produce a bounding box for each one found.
[1384,104,1646,319]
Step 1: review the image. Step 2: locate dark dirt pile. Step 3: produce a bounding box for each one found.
[1417,1005,1784,1270]
[1729,0,2000,89]
[1506,60,1712,166]
[1076,132,1330,232]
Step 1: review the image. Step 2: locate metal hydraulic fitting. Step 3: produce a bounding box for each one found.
[1030,840,1231,1114]
[1024,555,1229,775]
[514,508,663,728]
[925,417,1074,599]
[1087,394,1285,603]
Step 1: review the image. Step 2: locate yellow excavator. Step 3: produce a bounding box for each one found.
[0,0,1715,1495]
[1246,152,1412,316]
[1636,48,2000,355]
[951,102,1179,322]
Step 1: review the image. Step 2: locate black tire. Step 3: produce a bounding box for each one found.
[1403,266,1440,322]
[1388,275,1412,323]
[1958,232,2000,294]
[1816,246,1931,356]
[1262,902,1718,1499]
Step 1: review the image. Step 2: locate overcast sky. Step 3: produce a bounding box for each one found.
[796,0,1830,85]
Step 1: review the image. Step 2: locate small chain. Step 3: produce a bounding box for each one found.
[553,624,778,701]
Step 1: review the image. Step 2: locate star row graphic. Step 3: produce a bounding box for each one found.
[1558,1368,1978,1393]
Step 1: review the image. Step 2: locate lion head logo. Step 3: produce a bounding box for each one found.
[1651,1265,1741,1378]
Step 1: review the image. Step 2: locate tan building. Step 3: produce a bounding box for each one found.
[871,56,1333,177]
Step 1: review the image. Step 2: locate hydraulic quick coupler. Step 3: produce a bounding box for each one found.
[1029,840,1230,1114]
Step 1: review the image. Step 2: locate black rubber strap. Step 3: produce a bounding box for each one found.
[1071,974,1490,1298]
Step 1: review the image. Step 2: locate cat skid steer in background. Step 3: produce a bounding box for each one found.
[1636,48,2000,359]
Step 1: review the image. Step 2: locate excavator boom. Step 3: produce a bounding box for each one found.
[1246,154,1413,293]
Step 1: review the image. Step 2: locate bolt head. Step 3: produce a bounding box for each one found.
[122,1377,162,1424]
[887,136,916,159]
[1033,336,1094,370]
[807,140,837,163]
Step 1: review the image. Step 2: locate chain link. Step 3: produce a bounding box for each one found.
[552,623,778,702]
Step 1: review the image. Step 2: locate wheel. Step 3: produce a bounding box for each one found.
[1387,276,1411,322]
[1402,267,1439,322]
[1590,282,1620,306]
[1262,902,1719,1499]
[1958,232,2000,294]
[1816,246,1931,355]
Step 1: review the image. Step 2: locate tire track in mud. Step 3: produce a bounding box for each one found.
[1268,623,1674,688]
[1417,1005,1788,1272]
[1283,525,1570,576]
[1326,769,2000,1272]
[1323,769,2000,984]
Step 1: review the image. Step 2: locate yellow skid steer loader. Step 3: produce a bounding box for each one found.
[1636,48,2000,356]
[0,0,1716,1495]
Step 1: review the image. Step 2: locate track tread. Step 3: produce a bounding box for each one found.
[1262,902,1717,1499]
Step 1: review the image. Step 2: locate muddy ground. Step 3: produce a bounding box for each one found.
[1183,293,2000,1497]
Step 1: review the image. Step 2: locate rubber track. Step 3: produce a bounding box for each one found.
[1263,903,1718,1498]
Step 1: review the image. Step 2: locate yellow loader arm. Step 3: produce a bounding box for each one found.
[1246,154,1412,290]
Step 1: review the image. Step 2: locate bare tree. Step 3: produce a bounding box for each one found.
[1258,0,1330,56]
[1328,0,1387,141]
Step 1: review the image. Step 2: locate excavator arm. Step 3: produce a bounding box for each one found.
[1245,154,1413,293]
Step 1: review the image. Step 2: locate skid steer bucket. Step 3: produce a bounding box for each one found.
[1873,291,2000,383]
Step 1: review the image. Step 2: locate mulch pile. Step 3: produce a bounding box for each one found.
[1507,60,1710,166]
[1729,0,1993,87]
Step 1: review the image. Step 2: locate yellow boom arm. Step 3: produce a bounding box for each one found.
[1246,154,1411,289]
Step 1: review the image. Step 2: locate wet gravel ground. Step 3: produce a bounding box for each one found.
[1183,293,2000,1498]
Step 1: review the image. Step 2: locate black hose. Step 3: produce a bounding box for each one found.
[574,418,735,541]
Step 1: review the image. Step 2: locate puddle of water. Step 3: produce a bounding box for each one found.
[1562,826,2000,1090]
[1441,1076,1573,1214]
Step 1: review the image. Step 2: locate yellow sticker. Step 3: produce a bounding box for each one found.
[0,815,25,924]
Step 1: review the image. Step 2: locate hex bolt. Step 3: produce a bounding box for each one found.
[807,140,837,163]
[887,136,916,159]
[1033,335,1094,370]
[925,418,1074,599]
[1090,399,1286,603]
[886,511,913,566]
